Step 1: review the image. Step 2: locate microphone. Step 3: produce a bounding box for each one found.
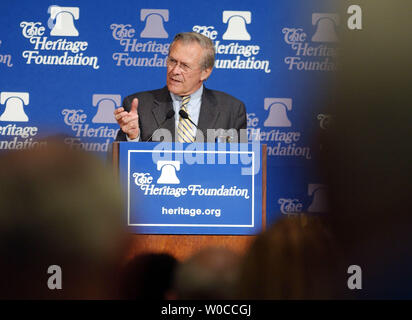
[144,109,175,142]
[179,109,198,128]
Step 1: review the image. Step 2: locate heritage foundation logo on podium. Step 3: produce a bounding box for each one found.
[157,161,181,184]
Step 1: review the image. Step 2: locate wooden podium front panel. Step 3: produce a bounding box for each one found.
[126,234,256,261]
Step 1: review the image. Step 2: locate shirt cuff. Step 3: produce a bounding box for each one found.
[126,134,140,142]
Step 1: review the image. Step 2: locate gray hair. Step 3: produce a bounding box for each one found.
[170,32,215,70]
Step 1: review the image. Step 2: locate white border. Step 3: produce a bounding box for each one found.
[127,149,256,228]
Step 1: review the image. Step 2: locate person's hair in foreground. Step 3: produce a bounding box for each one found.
[172,247,240,299]
[120,252,178,300]
[237,215,346,299]
[0,141,128,299]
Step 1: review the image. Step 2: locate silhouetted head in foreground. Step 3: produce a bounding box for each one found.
[120,252,178,299]
[0,142,128,299]
[319,1,412,298]
[238,216,345,299]
[173,247,240,299]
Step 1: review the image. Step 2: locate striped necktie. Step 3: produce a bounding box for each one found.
[177,95,195,142]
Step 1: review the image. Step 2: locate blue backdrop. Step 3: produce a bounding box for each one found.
[0,0,338,225]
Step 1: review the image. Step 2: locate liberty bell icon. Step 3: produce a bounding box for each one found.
[140,9,169,38]
[49,6,79,37]
[0,92,29,122]
[157,161,180,184]
[263,98,292,127]
[222,11,251,41]
[307,184,329,213]
[92,94,121,124]
[311,13,339,43]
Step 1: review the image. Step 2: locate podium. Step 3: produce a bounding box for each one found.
[112,142,266,260]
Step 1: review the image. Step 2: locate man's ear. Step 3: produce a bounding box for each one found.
[200,67,213,81]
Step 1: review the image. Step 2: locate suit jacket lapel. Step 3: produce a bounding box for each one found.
[151,87,175,141]
[197,87,219,138]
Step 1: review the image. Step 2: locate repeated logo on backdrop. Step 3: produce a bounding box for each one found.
[19,5,100,69]
[282,13,338,71]
[317,113,333,130]
[193,10,271,73]
[110,9,171,68]
[109,9,271,73]
[0,40,14,67]
[277,184,329,214]
[0,91,47,150]
[110,9,271,73]
[61,94,120,152]
[247,98,312,159]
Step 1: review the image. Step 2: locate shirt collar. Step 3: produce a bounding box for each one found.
[170,85,203,103]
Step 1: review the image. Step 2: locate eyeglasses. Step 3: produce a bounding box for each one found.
[167,57,199,73]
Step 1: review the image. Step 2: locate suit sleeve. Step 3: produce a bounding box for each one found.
[233,100,247,143]
[235,101,247,130]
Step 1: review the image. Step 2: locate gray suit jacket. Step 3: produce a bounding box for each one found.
[115,86,247,142]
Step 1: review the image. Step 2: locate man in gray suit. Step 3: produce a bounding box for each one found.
[114,32,246,142]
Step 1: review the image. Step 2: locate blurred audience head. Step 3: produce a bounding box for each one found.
[173,247,240,299]
[238,215,345,299]
[0,141,128,299]
[318,1,412,298]
[120,252,178,299]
